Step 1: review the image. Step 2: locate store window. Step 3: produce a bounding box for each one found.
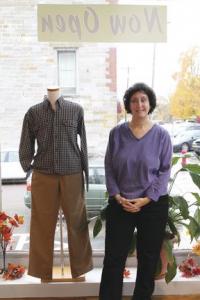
[0,1,199,260]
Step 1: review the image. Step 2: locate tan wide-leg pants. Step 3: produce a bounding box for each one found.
[28,170,93,280]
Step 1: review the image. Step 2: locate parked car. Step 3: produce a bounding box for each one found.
[192,138,200,155]
[172,130,200,152]
[1,149,26,183]
[24,165,107,215]
[162,122,200,138]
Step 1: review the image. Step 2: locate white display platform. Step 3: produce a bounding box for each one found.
[0,268,200,298]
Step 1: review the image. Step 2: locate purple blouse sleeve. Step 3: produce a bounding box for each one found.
[104,129,120,197]
[145,131,172,202]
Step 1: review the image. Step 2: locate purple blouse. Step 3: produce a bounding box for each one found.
[105,122,172,202]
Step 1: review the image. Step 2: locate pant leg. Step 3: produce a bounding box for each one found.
[132,195,169,300]
[60,172,93,278]
[28,171,60,279]
[99,197,136,300]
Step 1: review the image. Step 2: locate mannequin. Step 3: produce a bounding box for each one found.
[47,86,60,111]
[19,87,93,281]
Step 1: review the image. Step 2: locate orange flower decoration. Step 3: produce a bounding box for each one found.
[192,241,200,256]
[3,233,12,242]
[123,268,131,278]
[14,215,24,225]
[2,226,11,235]
[3,263,25,280]
[0,212,8,221]
[0,211,24,274]
[9,218,18,227]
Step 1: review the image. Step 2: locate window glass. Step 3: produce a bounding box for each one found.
[58,50,76,95]
[8,151,19,162]
[1,151,7,162]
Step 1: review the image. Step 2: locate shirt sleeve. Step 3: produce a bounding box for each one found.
[77,106,89,191]
[145,130,173,202]
[19,110,35,173]
[105,129,120,197]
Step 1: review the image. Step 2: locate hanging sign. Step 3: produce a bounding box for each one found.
[38,4,167,43]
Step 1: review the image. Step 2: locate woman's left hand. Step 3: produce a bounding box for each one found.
[122,197,151,213]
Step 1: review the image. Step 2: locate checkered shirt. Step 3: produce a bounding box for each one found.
[19,96,88,189]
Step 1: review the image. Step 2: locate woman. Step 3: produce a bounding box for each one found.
[99,82,172,300]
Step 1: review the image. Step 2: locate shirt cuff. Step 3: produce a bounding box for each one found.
[145,189,160,202]
[107,188,120,198]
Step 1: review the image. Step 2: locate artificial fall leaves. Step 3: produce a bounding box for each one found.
[178,241,200,278]
[179,256,200,277]
[192,241,200,256]
[3,263,25,280]
[0,212,25,280]
[0,212,24,243]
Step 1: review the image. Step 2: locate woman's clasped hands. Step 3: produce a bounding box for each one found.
[115,194,151,213]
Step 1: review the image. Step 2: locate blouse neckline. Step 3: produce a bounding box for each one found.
[125,122,157,141]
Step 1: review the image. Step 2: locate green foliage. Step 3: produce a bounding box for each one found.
[93,216,102,238]
[100,203,108,221]
[165,259,177,284]
[172,196,189,219]
[172,156,180,167]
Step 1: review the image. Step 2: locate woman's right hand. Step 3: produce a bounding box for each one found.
[115,194,127,205]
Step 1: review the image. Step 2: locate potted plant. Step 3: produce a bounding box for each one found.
[89,154,200,283]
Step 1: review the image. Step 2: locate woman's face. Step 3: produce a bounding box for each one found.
[129,91,150,118]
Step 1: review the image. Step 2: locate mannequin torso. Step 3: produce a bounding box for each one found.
[47,86,60,111]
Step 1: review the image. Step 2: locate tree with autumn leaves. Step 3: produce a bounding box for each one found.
[170,47,200,119]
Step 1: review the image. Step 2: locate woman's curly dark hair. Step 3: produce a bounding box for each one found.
[123,82,157,114]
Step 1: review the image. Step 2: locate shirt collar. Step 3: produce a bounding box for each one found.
[43,95,64,110]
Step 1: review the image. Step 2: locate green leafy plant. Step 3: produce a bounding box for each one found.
[88,154,200,283]
[160,156,200,283]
